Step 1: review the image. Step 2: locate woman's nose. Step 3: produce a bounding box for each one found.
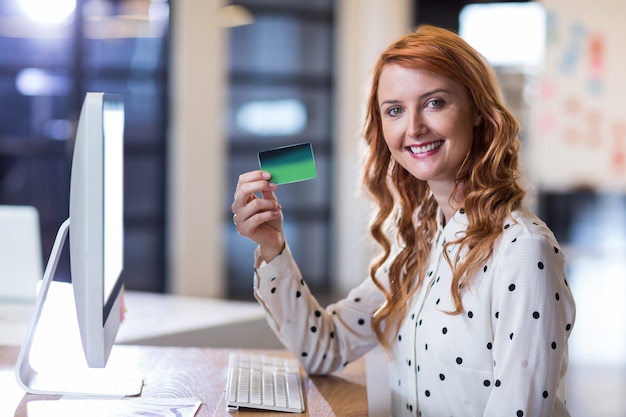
[408,112,428,138]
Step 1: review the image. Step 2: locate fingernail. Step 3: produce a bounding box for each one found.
[262,171,271,179]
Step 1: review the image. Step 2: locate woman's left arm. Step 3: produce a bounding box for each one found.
[485,232,576,417]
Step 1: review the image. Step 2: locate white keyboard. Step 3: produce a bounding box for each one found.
[226,352,305,413]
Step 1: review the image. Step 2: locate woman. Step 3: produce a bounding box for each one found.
[231,25,575,417]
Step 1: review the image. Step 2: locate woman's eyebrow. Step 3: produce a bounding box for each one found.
[379,88,453,107]
[418,88,452,100]
[379,99,401,107]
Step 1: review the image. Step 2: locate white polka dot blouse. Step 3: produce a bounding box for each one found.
[253,208,576,417]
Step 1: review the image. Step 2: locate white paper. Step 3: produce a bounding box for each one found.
[27,397,202,417]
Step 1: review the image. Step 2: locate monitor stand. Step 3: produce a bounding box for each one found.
[14,218,143,397]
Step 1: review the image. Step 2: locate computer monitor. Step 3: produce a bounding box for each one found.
[15,92,143,396]
[70,91,124,368]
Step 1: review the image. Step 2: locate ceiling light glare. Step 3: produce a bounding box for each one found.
[20,0,76,25]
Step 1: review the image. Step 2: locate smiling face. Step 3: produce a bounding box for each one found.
[378,64,480,196]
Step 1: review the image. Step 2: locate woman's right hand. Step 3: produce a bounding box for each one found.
[231,170,285,263]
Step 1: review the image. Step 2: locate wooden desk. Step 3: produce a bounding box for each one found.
[0,345,368,417]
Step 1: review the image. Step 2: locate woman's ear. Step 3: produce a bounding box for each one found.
[474,113,482,127]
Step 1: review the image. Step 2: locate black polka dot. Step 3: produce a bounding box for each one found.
[517,410,524,417]
[483,265,488,273]
[508,284,516,291]
[295,290,301,298]
[398,334,402,342]
[439,373,445,381]
[551,341,557,349]
[566,323,572,331]
[407,359,412,366]
[483,380,491,387]
[411,313,416,320]
[425,390,430,397]
[512,237,517,243]
[538,261,544,270]
[330,331,334,338]
[343,361,349,367]
[495,312,500,319]
[487,342,492,350]
[425,343,428,350]
[418,319,423,326]
[459,207,465,214]
[358,318,365,325]
[495,379,501,387]
[300,279,305,285]
[301,352,308,357]
[543,391,549,399]
[555,293,560,301]
[533,311,540,319]
[310,326,317,333]
[455,357,463,365]
[354,297,361,302]
[554,247,559,254]
[315,310,322,317]
[509,333,514,340]
[442,327,447,334]
[435,298,440,305]
[270,277,277,281]
[504,224,510,229]
[468,311,474,318]
[270,287,277,294]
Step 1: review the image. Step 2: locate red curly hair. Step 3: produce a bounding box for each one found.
[362,25,525,350]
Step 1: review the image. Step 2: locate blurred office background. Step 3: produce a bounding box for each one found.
[0,0,624,415]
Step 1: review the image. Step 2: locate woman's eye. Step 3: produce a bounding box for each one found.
[426,98,444,109]
[387,107,403,116]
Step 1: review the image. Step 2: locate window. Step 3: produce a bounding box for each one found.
[225,0,334,298]
[459,2,546,70]
[0,0,169,292]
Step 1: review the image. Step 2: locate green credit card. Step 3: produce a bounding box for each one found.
[258,142,317,185]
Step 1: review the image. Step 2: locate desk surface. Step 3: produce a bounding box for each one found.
[1,285,280,349]
[0,345,368,417]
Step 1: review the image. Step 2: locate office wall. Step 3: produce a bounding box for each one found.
[168,0,227,297]
[333,0,414,295]
[531,0,626,191]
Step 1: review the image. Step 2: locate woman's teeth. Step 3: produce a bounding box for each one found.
[409,140,443,155]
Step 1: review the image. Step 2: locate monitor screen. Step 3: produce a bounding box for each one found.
[70,92,125,368]
[102,94,124,323]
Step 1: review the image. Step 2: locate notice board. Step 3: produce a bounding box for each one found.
[530,0,626,191]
